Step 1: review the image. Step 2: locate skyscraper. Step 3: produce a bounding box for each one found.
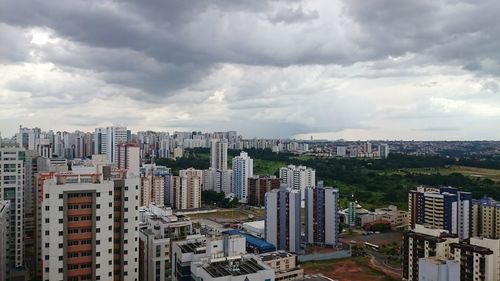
[408,186,472,240]
[210,139,228,170]
[0,142,25,274]
[232,151,253,203]
[304,182,340,246]
[265,185,301,253]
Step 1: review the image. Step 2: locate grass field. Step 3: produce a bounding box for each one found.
[384,165,500,182]
[187,208,265,221]
[252,159,285,176]
[301,257,399,281]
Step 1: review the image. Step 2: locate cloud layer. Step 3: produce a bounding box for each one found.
[1,0,500,139]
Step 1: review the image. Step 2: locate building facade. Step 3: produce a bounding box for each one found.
[472,197,500,239]
[39,165,140,281]
[0,142,25,273]
[139,204,192,281]
[278,165,315,206]
[408,186,472,240]
[304,182,339,246]
[418,258,460,281]
[210,139,228,170]
[94,126,128,163]
[265,185,301,253]
[402,225,458,281]
[232,152,253,203]
[117,142,140,177]
[247,176,280,207]
[0,200,10,281]
[173,169,202,210]
[258,251,303,280]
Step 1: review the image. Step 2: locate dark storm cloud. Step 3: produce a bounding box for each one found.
[342,0,500,73]
[2,0,500,139]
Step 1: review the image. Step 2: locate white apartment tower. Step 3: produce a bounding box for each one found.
[0,142,25,271]
[279,165,315,206]
[94,126,128,163]
[210,139,228,170]
[232,152,253,203]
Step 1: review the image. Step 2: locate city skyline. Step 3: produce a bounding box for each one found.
[1,1,500,140]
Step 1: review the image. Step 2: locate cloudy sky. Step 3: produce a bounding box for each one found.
[1,0,500,140]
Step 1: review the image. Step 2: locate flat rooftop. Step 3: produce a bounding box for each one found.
[180,242,206,254]
[204,258,266,277]
[259,251,292,262]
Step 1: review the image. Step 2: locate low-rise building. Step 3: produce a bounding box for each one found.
[374,205,408,229]
[241,221,265,239]
[258,251,303,281]
[191,254,275,281]
[139,204,193,281]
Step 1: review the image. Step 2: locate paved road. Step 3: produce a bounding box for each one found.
[366,249,402,279]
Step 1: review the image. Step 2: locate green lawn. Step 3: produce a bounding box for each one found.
[386,165,500,182]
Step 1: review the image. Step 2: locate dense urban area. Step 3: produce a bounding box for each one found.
[1,127,500,281]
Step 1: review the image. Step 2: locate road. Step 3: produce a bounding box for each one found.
[366,249,402,279]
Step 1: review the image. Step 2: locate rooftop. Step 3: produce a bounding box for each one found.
[259,251,292,262]
[180,242,206,254]
[203,257,266,277]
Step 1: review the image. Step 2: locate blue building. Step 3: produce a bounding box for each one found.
[409,186,472,240]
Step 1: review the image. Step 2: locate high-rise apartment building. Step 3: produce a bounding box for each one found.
[304,182,340,246]
[94,126,128,163]
[141,175,165,207]
[0,200,10,281]
[279,165,315,206]
[232,152,253,203]
[203,168,232,195]
[0,142,25,273]
[403,225,499,281]
[402,225,458,281]
[39,163,140,281]
[117,142,140,177]
[408,186,472,240]
[378,144,390,159]
[472,197,500,239]
[210,139,228,170]
[449,240,495,281]
[247,176,280,206]
[141,165,172,207]
[173,168,202,210]
[264,185,301,253]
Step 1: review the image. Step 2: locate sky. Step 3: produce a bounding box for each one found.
[1,0,500,140]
